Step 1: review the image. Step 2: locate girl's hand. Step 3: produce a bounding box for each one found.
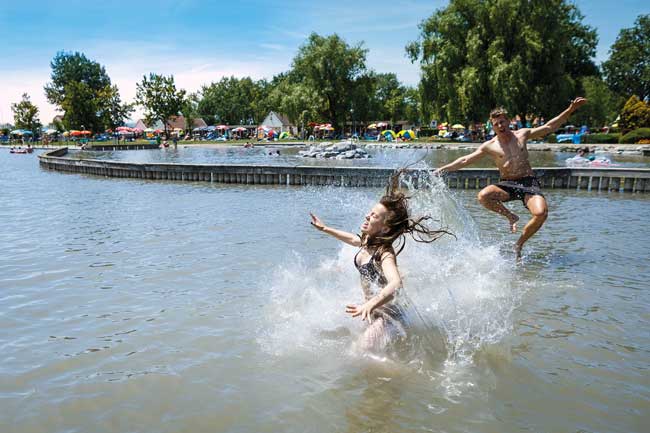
[346,301,374,323]
[310,212,325,231]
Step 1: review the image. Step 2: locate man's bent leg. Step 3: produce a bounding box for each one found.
[515,195,548,259]
[477,185,520,233]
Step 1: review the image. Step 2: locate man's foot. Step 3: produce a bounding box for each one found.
[507,214,520,233]
[514,243,523,261]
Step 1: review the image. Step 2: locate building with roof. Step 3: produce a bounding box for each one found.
[261,111,295,134]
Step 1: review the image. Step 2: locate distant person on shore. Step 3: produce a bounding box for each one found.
[434,97,587,259]
[310,170,452,353]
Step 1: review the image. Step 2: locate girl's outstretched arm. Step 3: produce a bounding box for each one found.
[310,212,362,247]
[346,251,402,322]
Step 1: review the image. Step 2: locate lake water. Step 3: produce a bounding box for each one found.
[1,150,649,433]
[74,145,650,168]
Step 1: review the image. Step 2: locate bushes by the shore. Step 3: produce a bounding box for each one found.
[581,133,620,144]
[619,128,650,144]
[417,127,436,137]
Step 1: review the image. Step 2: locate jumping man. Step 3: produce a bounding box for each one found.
[434,97,587,259]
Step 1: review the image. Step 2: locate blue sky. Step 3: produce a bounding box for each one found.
[0,0,647,124]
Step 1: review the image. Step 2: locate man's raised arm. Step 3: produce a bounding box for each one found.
[434,143,488,175]
[528,97,588,139]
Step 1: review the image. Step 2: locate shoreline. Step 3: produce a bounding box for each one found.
[4,140,649,155]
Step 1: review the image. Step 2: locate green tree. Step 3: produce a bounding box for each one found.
[44,51,112,131]
[11,93,41,133]
[602,14,650,102]
[135,73,186,137]
[60,81,100,131]
[571,76,622,128]
[198,76,263,125]
[181,93,199,133]
[407,0,598,123]
[98,85,134,132]
[265,74,323,126]
[291,33,368,129]
[619,95,650,132]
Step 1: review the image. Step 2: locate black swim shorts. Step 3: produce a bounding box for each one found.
[495,176,544,208]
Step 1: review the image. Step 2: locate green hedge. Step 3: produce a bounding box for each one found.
[418,127,436,138]
[581,133,620,144]
[545,134,557,143]
[619,128,650,144]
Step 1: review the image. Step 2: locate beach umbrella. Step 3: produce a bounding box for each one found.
[144,128,154,132]
[451,124,465,129]
[377,122,388,128]
[80,130,92,135]
[367,123,378,129]
[69,130,83,136]
[44,128,58,135]
[279,131,291,139]
[267,129,278,138]
[382,129,396,139]
[215,125,229,130]
[116,126,132,132]
[232,127,247,132]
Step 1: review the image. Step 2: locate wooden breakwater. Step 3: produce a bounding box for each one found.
[38,148,650,193]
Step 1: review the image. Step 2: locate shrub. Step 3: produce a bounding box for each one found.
[620,96,650,132]
[619,128,650,144]
[581,133,620,144]
[545,134,557,143]
[417,127,436,137]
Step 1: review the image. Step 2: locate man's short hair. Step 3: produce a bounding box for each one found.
[490,107,509,119]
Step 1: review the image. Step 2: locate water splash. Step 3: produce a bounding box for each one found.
[260,170,526,377]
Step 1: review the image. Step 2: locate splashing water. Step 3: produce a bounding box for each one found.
[260,169,527,381]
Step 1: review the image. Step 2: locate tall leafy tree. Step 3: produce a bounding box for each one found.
[98,85,134,132]
[407,0,598,123]
[602,14,650,102]
[135,73,186,137]
[60,82,101,131]
[291,33,368,129]
[44,51,112,131]
[180,93,200,133]
[11,93,41,133]
[198,76,264,125]
[571,76,622,128]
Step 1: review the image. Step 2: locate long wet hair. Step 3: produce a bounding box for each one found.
[361,168,454,257]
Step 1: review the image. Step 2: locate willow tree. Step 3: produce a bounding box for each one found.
[406,0,598,123]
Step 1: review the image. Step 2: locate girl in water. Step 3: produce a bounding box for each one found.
[310,171,452,353]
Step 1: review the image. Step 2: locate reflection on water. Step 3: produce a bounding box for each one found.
[74,145,650,168]
[1,150,649,433]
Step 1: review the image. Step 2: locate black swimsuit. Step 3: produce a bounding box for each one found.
[354,249,407,326]
[495,176,544,209]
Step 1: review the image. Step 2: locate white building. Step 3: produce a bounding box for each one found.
[260,111,295,134]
